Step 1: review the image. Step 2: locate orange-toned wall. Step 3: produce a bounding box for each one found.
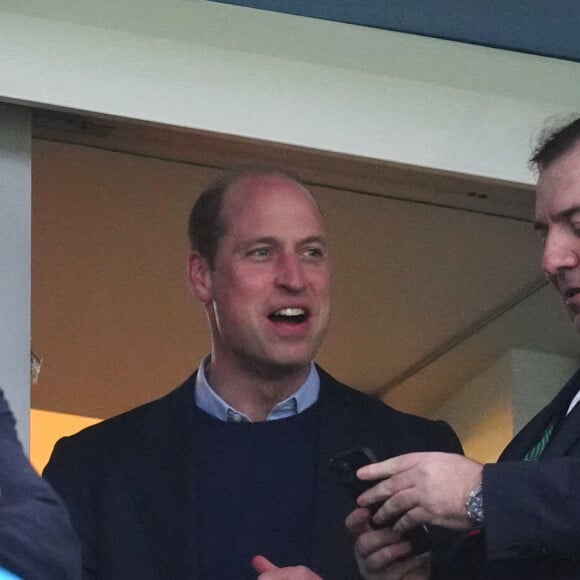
[30,410,101,474]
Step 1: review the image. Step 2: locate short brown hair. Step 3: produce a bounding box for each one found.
[188,167,308,269]
[530,116,580,171]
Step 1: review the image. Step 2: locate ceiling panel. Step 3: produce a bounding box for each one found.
[207,0,580,62]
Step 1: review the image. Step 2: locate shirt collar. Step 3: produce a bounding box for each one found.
[194,356,320,422]
[567,389,580,415]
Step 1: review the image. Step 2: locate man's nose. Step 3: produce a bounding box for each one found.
[542,236,580,277]
[276,254,307,291]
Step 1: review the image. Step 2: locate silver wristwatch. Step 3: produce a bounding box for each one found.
[466,484,484,526]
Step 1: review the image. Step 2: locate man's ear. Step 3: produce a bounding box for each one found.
[188,251,213,303]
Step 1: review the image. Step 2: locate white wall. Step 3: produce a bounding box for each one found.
[510,349,579,433]
[0,104,31,446]
[434,353,514,463]
[0,0,578,184]
[434,349,579,462]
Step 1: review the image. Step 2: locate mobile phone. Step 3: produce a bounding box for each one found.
[329,447,432,556]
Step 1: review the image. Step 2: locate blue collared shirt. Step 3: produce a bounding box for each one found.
[194,356,320,422]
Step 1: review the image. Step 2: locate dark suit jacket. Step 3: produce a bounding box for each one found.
[44,366,461,579]
[0,388,81,580]
[446,368,580,580]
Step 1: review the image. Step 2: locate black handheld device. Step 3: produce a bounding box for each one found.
[329,447,432,556]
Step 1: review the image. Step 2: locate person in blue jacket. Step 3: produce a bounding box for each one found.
[0,387,81,580]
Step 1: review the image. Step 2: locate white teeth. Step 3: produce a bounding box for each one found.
[275,308,305,316]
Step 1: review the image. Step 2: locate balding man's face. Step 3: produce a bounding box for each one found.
[199,174,331,375]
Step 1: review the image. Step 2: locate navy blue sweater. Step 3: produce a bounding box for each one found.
[193,403,320,579]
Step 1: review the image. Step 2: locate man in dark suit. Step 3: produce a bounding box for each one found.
[44,168,461,579]
[346,117,580,579]
[0,387,81,580]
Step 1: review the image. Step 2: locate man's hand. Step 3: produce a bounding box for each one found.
[356,452,483,532]
[346,508,429,580]
[251,555,322,579]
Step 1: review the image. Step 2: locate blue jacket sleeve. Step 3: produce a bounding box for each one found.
[0,389,82,580]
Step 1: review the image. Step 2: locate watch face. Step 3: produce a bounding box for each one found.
[467,486,484,525]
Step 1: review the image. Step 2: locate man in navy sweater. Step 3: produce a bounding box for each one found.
[0,387,81,579]
[45,168,461,579]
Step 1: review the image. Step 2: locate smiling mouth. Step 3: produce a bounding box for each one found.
[565,288,580,300]
[268,307,309,324]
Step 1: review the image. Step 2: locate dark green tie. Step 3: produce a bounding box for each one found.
[523,416,557,461]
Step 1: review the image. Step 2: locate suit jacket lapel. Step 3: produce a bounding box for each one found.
[121,377,199,579]
[542,386,580,459]
[499,369,580,462]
